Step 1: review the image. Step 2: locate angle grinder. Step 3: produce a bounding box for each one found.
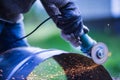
[79,26,109,65]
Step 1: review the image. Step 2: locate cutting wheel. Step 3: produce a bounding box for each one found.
[91,42,109,64]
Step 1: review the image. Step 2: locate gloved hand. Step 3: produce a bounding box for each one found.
[41,0,89,47]
[41,0,84,34]
[61,25,89,47]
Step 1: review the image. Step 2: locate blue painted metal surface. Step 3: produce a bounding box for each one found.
[0,47,67,80]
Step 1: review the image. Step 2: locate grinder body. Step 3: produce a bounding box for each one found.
[80,34,96,54]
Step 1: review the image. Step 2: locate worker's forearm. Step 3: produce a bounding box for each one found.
[41,0,83,34]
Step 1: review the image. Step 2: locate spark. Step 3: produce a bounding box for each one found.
[65,64,99,75]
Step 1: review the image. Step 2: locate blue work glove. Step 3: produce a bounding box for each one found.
[41,0,84,34]
[41,0,89,47]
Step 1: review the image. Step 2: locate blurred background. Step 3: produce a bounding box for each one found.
[24,0,120,78]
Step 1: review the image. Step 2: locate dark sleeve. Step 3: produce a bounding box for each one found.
[40,0,83,34]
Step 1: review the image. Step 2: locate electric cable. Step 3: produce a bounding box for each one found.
[14,16,51,43]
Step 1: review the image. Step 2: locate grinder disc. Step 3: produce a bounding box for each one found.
[91,42,109,64]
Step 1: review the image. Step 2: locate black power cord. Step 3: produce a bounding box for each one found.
[14,16,51,43]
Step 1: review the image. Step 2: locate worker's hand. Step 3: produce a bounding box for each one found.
[42,0,89,47]
[61,32,81,47]
[61,25,89,47]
